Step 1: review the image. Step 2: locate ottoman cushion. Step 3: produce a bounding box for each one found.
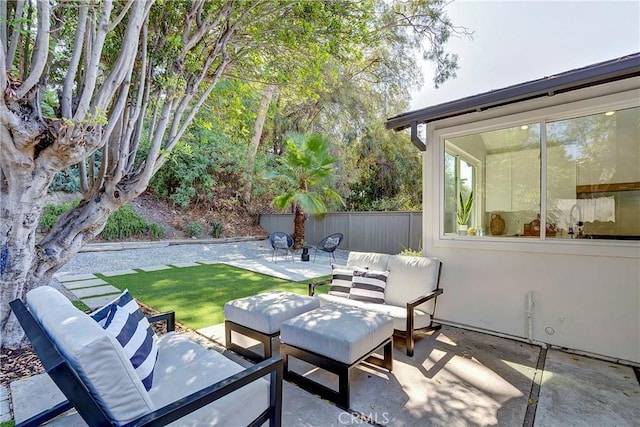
[224,290,320,334]
[281,304,393,364]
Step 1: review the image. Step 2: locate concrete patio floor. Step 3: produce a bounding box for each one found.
[4,239,639,426]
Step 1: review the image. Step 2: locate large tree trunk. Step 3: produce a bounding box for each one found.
[0,0,243,349]
[292,205,306,249]
[242,84,275,213]
[0,103,126,348]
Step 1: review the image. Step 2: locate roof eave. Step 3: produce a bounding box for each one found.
[386,53,640,132]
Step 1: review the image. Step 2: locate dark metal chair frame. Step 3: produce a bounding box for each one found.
[268,231,295,263]
[225,320,279,362]
[309,261,443,357]
[312,232,344,263]
[280,337,393,410]
[10,298,283,427]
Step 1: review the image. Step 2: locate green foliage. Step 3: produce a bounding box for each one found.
[269,132,344,215]
[148,223,167,240]
[399,247,423,257]
[99,206,148,241]
[40,202,165,241]
[184,221,203,238]
[39,201,78,231]
[210,221,224,238]
[1,420,15,427]
[149,81,259,209]
[457,190,474,225]
[50,167,81,193]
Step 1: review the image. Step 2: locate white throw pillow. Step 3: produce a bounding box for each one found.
[273,236,289,248]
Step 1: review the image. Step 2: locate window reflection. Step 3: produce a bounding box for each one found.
[442,106,639,241]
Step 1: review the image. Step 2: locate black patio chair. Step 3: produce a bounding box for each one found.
[313,233,344,263]
[269,231,295,262]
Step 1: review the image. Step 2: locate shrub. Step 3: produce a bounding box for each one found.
[39,201,78,232]
[148,222,166,240]
[210,220,224,238]
[50,168,81,193]
[184,221,203,238]
[100,206,148,241]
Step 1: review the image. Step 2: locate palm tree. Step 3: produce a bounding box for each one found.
[269,132,344,249]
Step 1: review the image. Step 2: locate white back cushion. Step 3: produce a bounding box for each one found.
[385,255,440,313]
[27,286,154,424]
[346,251,390,271]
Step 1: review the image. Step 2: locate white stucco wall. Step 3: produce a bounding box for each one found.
[421,79,640,364]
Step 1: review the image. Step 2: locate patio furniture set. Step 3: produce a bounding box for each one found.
[10,250,442,425]
[268,231,344,263]
[225,250,443,409]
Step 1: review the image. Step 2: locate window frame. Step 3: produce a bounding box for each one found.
[429,88,640,258]
[443,143,481,235]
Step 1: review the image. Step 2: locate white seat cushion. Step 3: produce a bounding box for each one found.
[224,290,319,334]
[27,286,154,425]
[150,332,269,426]
[281,303,393,364]
[317,293,432,331]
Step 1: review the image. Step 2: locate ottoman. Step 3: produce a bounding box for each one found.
[224,290,320,361]
[280,303,394,409]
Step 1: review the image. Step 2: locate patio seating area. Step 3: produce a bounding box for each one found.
[3,239,639,426]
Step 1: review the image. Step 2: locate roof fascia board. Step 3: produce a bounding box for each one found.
[387,53,640,132]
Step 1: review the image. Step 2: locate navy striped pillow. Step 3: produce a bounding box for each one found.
[349,269,389,304]
[91,290,158,391]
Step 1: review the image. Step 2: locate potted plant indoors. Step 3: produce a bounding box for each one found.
[456,190,474,235]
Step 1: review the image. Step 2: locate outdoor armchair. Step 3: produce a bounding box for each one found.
[313,232,344,263]
[269,231,295,262]
[10,286,283,426]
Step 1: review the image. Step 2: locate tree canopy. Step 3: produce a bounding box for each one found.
[0,0,464,348]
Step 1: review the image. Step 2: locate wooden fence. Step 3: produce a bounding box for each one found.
[259,211,422,254]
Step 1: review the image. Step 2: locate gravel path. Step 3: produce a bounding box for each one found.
[55,239,273,276]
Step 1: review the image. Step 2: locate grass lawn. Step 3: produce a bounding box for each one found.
[97,263,328,330]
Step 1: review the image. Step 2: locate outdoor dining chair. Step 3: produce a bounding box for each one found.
[269,231,295,262]
[313,232,344,263]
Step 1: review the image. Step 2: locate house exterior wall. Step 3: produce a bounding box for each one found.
[422,78,640,364]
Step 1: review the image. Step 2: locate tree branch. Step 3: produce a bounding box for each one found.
[6,0,25,75]
[60,2,88,118]
[14,0,50,98]
[73,0,114,122]
[93,0,150,114]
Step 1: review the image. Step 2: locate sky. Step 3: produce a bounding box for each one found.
[410,0,640,111]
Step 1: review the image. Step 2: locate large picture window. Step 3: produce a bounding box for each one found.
[443,106,639,241]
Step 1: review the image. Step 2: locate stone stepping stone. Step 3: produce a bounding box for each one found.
[170,262,201,268]
[56,273,98,282]
[64,278,108,290]
[138,265,173,272]
[197,260,221,265]
[82,294,120,310]
[101,269,138,277]
[0,386,10,423]
[72,285,120,299]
